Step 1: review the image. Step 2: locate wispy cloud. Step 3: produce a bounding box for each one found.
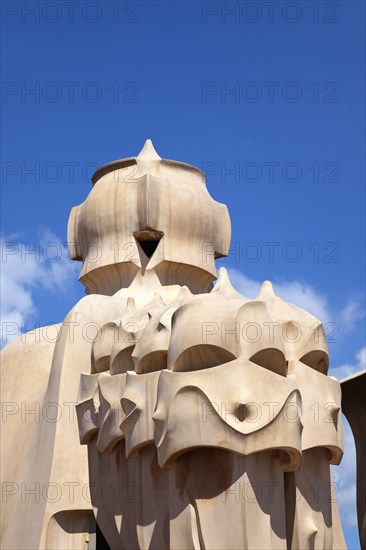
[227,268,331,321]
[227,268,365,332]
[330,346,366,381]
[1,228,79,345]
[340,297,365,332]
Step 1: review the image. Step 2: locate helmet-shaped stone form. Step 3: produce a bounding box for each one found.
[68,140,231,295]
[1,141,351,550]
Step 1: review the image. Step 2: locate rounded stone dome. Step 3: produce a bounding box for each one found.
[68,140,231,295]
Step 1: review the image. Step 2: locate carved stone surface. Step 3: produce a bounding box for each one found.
[1,141,349,549]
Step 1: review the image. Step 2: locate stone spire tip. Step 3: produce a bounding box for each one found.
[137,139,161,161]
[257,280,276,300]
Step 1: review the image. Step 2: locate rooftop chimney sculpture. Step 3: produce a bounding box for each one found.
[1,141,348,549]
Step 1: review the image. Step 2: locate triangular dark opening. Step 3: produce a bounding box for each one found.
[134,229,163,259]
[138,239,160,258]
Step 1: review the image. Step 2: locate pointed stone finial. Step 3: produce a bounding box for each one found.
[256,280,276,300]
[212,267,232,292]
[137,139,161,162]
[212,267,247,299]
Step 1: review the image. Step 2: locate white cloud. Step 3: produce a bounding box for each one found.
[1,228,79,345]
[330,347,366,381]
[227,269,262,301]
[227,268,366,336]
[227,268,331,322]
[340,297,365,331]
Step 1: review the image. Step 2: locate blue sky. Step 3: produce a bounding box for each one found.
[1,1,365,547]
